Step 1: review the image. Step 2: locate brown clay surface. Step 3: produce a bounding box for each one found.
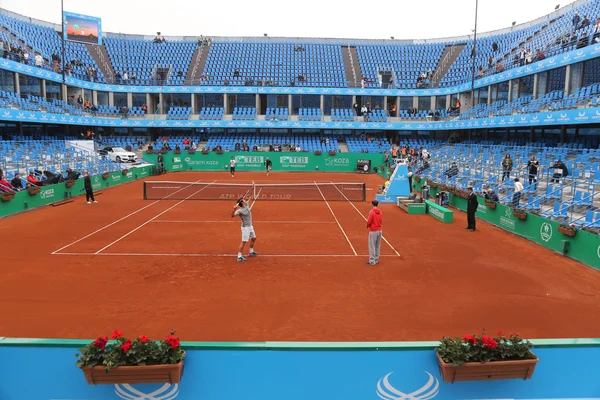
[1,171,600,341]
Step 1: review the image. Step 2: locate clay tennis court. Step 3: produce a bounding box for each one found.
[1,171,600,342]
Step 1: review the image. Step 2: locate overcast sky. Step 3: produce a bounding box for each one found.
[1,0,576,40]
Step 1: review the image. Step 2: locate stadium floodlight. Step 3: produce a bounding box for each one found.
[157,31,161,36]
[264,33,268,37]
[512,21,516,26]
[555,4,560,10]
[390,36,394,40]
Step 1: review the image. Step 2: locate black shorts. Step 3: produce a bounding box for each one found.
[230,167,235,173]
[266,165,272,170]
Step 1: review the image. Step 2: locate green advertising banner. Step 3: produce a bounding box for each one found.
[0,165,154,218]
[145,151,385,173]
[411,179,600,270]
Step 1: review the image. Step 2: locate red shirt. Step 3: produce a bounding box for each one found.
[367,207,382,232]
[27,175,40,185]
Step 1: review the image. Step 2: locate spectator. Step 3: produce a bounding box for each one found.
[77,95,83,106]
[535,49,545,61]
[573,12,581,29]
[123,71,129,84]
[141,104,148,114]
[0,176,14,192]
[501,154,513,182]
[518,46,526,66]
[525,49,533,64]
[495,62,505,73]
[477,65,484,77]
[177,70,183,78]
[27,171,43,186]
[11,173,24,190]
[445,162,459,178]
[131,71,136,81]
[593,18,600,43]
[581,16,591,29]
[550,160,569,183]
[361,104,368,116]
[34,53,43,67]
[524,155,540,190]
[484,188,499,202]
[513,178,524,207]
[115,71,122,83]
[577,32,589,49]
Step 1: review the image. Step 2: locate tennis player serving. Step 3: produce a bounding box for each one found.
[231,192,258,262]
[265,157,272,176]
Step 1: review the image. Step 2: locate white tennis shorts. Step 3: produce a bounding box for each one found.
[241,226,256,242]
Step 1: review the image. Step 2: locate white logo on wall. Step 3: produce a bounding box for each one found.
[376,372,439,400]
[40,188,54,200]
[505,207,512,218]
[114,383,179,399]
[540,222,553,242]
[597,245,600,259]
[325,157,350,166]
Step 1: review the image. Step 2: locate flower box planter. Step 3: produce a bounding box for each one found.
[187,150,196,155]
[1,192,15,202]
[65,180,75,188]
[414,176,422,183]
[426,180,437,188]
[437,353,538,383]
[328,151,337,156]
[314,151,322,155]
[28,186,41,196]
[513,209,527,220]
[102,172,110,180]
[173,150,181,155]
[82,361,184,385]
[485,200,497,209]
[122,169,129,175]
[201,150,209,155]
[558,224,577,237]
[215,150,223,155]
[438,185,448,192]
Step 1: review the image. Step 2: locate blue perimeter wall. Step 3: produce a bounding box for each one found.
[0,339,599,399]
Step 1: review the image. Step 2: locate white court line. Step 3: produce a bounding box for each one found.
[53,252,401,257]
[314,181,357,256]
[330,181,401,256]
[52,178,213,254]
[150,220,335,224]
[250,187,262,210]
[94,180,217,254]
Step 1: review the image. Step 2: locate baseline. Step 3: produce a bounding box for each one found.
[53,252,402,257]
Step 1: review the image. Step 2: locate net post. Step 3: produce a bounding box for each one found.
[143,181,147,200]
[362,183,366,202]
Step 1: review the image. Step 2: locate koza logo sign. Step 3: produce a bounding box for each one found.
[376,372,439,400]
[540,222,553,242]
[40,188,54,200]
[325,157,350,166]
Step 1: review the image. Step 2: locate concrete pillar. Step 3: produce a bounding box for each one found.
[108,92,114,107]
[564,65,571,96]
[507,80,513,103]
[430,96,436,110]
[413,96,419,109]
[158,92,164,114]
[14,72,20,94]
[529,127,534,142]
[127,92,133,109]
[41,79,46,99]
[288,94,292,115]
[395,96,400,118]
[446,94,452,108]
[223,93,228,114]
[487,86,492,105]
[146,93,152,113]
[191,94,196,113]
[533,74,538,100]
[92,90,98,105]
[320,95,324,116]
[560,126,566,143]
[256,94,260,113]
[61,84,67,101]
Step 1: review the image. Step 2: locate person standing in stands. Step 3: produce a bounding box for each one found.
[84,172,97,204]
[513,178,524,207]
[501,154,513,182]
[466,187,479,232]
[366,200,382,266]
[524,156,540,190]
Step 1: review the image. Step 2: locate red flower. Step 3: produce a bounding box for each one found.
[120,339,132,353]
[139,335,149,344]
[462,334,477,345]
[93,337,108,349]
[165,334,180,349]
[482,335,498,349]
[497,330,503,336]
[111,330,124,339]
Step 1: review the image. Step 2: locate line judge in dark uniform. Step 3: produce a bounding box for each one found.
[466,186,479,232]
[84,171,97,204]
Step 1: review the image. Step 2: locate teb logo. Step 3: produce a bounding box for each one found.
[540,222,553,242]
[280,156,309,164]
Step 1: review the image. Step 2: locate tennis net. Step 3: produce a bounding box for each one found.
[143,181,367,201]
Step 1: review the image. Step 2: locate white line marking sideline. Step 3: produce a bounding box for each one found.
[54,252,401,257]
[150,220,335,224]
[330,181,401,256]
[94,180,217,254]
[314,181,357,256]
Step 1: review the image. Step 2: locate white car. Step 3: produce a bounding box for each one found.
[99,146,137,163]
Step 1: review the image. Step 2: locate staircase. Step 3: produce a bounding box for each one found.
[198,140,208,150]
[85,43,115,83]
[342,46,362,88]
[0,26,29,50]
[186,43,211,85]
[498,18,561,68]
[338,139,349,153]
[430,43,466,87]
